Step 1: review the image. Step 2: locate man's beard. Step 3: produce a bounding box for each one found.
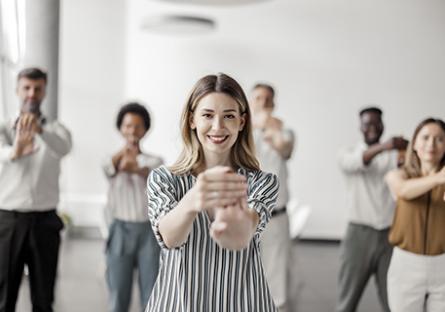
[22,100,41,115]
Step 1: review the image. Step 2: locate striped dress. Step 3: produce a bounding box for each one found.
[146,166,279,312]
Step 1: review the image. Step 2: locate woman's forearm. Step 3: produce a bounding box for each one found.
[392,174,440,200]
[211,207,259,250]
[158,191,198,248]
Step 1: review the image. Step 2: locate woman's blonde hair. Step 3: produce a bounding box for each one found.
[170,73,259,175]
[404,117,445,178]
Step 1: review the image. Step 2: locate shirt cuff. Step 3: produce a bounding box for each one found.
[103,158,117,177]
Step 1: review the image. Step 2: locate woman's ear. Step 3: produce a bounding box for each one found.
[239,113,246,131]
[189,114,196,129]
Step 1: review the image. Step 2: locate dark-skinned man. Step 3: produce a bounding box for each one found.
[336,107,408,312]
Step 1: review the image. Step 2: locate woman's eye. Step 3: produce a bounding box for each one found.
[224,114,235,119]
[202,114,212,119]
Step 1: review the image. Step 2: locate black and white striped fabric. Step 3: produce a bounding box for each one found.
[145,165,279,312]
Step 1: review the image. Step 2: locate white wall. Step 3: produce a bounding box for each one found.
[56,0,445,238]
[58,0,126,227]
[124,0,445,239]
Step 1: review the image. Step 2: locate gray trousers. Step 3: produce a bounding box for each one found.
[261,212,292,312]
[106,219,160,312]
[336,223,392,312]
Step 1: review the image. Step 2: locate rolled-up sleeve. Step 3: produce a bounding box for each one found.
[147,167,179,249]
[39,122,72,158]
[102,156,117,179]
[247,171,279,237]
[338,145,367,174]
[0,126,13,163]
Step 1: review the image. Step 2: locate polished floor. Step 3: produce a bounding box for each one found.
[16,237,383,312]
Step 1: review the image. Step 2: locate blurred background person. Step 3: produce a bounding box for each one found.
[385,118,445,312]
[103,102,162,312]
[0,67,72,312]
[336,107,407,312]
[250,83,295,312]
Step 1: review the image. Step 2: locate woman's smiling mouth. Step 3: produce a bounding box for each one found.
[207,135,229,144]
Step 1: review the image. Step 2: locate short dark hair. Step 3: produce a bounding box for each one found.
[359,106,382,117]
[116,102,151,131]
[252,83,275,97]
[17,67,48,83]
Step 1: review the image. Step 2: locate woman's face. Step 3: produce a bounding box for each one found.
[414,123,445,165]
[190,92,245,163]
[120,113,147,145]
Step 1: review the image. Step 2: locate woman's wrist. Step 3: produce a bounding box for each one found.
[433,172,445,186]
[183,189,201,215]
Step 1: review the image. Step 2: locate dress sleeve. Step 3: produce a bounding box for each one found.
[247,171,279,237]
[147,166,179,249]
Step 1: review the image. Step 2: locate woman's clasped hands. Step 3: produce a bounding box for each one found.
[191,166,258,250]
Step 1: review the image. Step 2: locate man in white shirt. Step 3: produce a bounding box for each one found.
[336,107,407,312]
[0,67,72,312]
[250,83,295,312]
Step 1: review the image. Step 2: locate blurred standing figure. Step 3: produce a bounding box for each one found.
[0,67,72,312]
[336,107,408,312]
[385,118,445,312]
[250,83,295,312]
[103,103,162,312]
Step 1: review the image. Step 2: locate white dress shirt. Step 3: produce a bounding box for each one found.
[338,142,398,230]
[253,128,294,209]
[0,117,72,211]
[103,153,163,223]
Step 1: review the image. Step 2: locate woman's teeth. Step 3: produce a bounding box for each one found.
[208,135,228,144]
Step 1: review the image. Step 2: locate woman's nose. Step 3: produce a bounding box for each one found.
[212,116,223,129]
[426,137,435,149]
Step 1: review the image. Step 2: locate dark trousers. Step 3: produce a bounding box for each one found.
[0,209,63,312]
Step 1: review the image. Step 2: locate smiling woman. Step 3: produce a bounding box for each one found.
[145,73,279,312]
[189,92,245,167]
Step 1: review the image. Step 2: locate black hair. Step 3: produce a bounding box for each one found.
[116,102,151,131]
[359,106,382,117]
[17,67,48,83]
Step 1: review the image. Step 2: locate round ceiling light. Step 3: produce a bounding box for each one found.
[141,15,216,35]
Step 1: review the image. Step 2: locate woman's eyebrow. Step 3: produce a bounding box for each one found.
[199,108,237,113]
